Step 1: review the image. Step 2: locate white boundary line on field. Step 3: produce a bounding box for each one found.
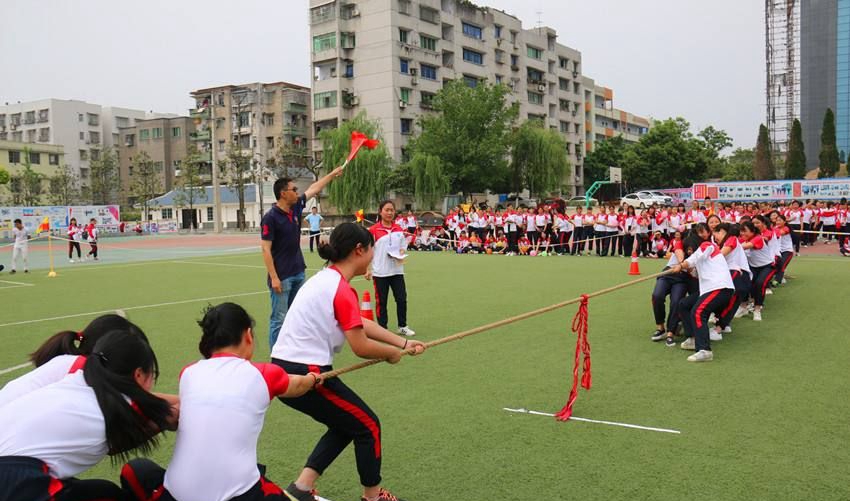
[0,290,267,330]
[0,279,35,286]
[170,260,266,269]
[0,362,32,376]
[502,407,682,435]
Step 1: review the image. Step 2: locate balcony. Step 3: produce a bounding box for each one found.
[190,108,210,120]
[283,125,308,136]
[285,102,308,113]
[199,150,212,163]
[190,130,211,141]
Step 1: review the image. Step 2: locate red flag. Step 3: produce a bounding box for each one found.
[555,294,592,421]
[36,216,50,234]
[347,131,380,163]
[355,209,365,223]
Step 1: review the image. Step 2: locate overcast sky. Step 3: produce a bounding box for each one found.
[0,0,763,151]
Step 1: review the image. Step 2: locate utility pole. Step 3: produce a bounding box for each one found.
[210,95,222,233]
[256,83,265,221]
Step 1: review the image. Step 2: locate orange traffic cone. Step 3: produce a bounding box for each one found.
[628,235,641,276]
[360,291,374,320]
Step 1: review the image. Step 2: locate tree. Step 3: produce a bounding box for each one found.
[697,126,733,156]
[89,146,120,204]
[583,135,628,185]
[48,164,81,205]
[509,120,570,197]
[406,153,450,210]
[785,119,807,179]
[9,149,44,206]
[271,140,310,179]
[411,80,518,197]
[319,112,392,213]
[753,124,775,180]
[0,167,9,186]
[819,108,840,178]
[222,141,254,230]
[721,148,756,182]
[173,144,207,230]
[131,151,161,222]
[620,117,713,190]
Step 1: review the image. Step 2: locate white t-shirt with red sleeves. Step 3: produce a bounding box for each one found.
[745,235,775,268]
[820,209,837,226]
[776,226,793,253]
[720,236,751,277]
[164,355,289,501]
[685,241,734,295]
[272,267,363,366]
[369,223,407,277]
[0,355,85,409]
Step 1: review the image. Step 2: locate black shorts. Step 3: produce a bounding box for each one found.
[0,456,123,501]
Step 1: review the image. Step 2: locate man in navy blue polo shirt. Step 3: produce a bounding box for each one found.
[261,167,344,349]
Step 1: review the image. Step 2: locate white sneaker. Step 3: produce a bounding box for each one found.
[708,313,717,325]
[734,306,749,318]
[753,310,762,321]
[781,278,787,284]
[710,330,723,342]
[398,326,416,336]
[687,350,714,362]
[69,259,74,263]
[680,337,695,351]
[722,326,732,334]
[765,288,773,295]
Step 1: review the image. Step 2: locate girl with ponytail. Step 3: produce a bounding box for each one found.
[121,302,319,501]
[270,222,426,501]
[0,328,176,501]
[0,314,146,409]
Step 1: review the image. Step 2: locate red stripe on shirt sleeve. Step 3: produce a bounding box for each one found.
[251,362,291,400]
[334,280,364,331]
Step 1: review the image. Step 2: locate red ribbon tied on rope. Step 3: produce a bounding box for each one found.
[347,131,381,163]
[555,294,591,421]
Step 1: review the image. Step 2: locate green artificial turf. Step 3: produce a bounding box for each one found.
[1,250,848,500]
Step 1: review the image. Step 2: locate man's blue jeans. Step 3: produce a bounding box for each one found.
[269,271,305,350]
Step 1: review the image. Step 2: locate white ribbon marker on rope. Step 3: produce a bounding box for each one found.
[503,407,682,435]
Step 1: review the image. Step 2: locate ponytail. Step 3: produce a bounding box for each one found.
[198,302,254,358]
[83,330,171,462]
[30,314,145,367]
[318,222,374,263]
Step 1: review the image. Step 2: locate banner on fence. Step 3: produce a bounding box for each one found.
[0,205,121,239]
[693,179,850,202]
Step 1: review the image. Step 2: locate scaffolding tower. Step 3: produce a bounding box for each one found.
[765,0,801,154]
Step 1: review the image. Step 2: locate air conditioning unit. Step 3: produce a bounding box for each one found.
[350,96,360,106]
[573,71,579,78]
[411,76,418,85]
[410,68,418,76]
[351,8,361,17]
[537,84,546,92]
[572,110,577,117]
[496,38,502,46]
[399,100,408,109]
[10,124,17,130]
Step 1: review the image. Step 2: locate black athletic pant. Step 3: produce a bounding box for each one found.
[121,458,285,501]
[374,274,407,329]
[679,288,734,352]
[87,242,97,258]
[571,227,584,254]
[651,272,690,333]
[68,241,81,259]
[789,223,802,253]
[0,456,123,501]
[558,231,571,254]
[823,224,836,241]
[507,230,518,253]
[273,360,382,488]
[309,230,321,252]
[774,251,793,284]
[527,230,539,246]
[750,265,776,307]
[718,270,751,329]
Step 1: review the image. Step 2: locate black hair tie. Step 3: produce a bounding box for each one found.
[96,352,109,365]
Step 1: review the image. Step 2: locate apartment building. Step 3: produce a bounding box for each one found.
[117,116,196,204]
[0,100,172,190]
[0,140,65,204]
[188,82,312,176]
[309,0,587,194]
[581,77,651,155]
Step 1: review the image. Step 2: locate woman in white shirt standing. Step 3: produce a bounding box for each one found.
[367,201,415,337]
[68,217,83,263]
[272,223,426,501]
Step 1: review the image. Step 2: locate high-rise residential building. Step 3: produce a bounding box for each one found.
[800,0,850,169]
[188,82,312,177]
[117,116,196,204]
[0,100,173,190]
[309,0,588,194]
[582,77,651,155]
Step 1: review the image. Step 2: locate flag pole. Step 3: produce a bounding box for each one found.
[47,234,57,278]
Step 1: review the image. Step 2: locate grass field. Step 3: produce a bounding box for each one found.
[1,241,849,501]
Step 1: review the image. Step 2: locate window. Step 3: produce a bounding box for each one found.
[559,57,569,69]
[463,75,479,88]
[419,5,438,23]
[27,129,36,143]
[172,127,181,138]
[78,113,84,122]
[312,32,337,52]
[420,91,435,107]
[510,54,519,67]
[463,48,483,65]
[527,68,544,83]
[29,152,40,164]
[152,128,163,139]
[25,111,35,124]
[267,137,275,149]
[495,74,503,84]
[140,129,150,141]
[462,22,482,39]
[559,78,569,91]
[80,131,85,140]
[398,0,411,15]
[79,149,88,160]
[527,46,543,60]
[420,35,437,51]
[124,134,135,146]
[8,151,20,164]
[161,208,173,219]
[49,153,60,165]
[560,121,570,133]
[116,116,129,128]
[400,88,411,104]
[495,24,502,39]
[90,149,100,161]
[340,32,356,49]
[399,29,410,43]
[263,113,275,126]
[38,109,49,122]
[207,207,214,221]
[527,91,543,105]
[310,2,336,24]
[89,131,100,144]
[218,140,225,152]
[154,161,164,172]
[314,91,338,109]
[400,58,410,73]
[87,113,99,126]
[12,131,22,142]
[344,63,354,78]
[401,118,413,135]
[420,64,437,80]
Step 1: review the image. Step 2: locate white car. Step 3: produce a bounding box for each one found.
[621,191,673,209]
